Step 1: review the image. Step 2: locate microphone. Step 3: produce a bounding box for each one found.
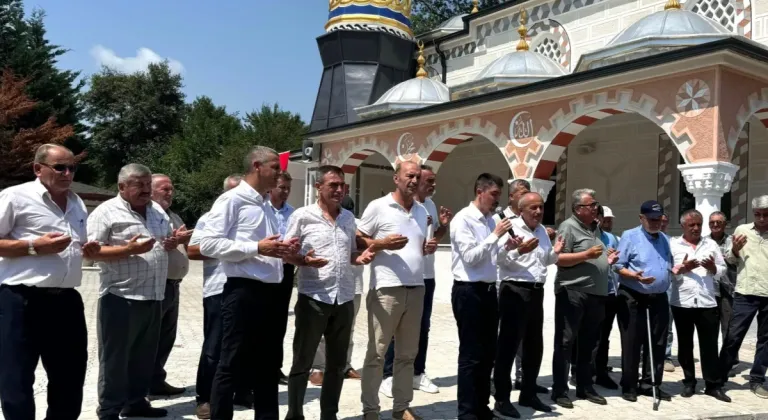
[495,207,516,238]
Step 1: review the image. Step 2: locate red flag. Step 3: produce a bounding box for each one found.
[279,151,290,171]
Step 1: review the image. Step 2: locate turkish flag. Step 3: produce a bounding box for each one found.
[279,151,290,172]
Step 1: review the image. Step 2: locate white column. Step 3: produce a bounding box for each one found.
[678,161,739,235]
[517,178,555,199]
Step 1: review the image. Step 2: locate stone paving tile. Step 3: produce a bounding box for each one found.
[4,261,767,420]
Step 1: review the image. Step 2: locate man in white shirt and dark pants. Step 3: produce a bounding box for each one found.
[450,173,512,420]
[669,209,730,402]
[282,165,376,420]
[87,163,179,419]
[381,165,452,396]
[357,161,436,420]
[189,175,251,419]
[0,144,100,420]
[199,146,299,420]
[494,192,563,417]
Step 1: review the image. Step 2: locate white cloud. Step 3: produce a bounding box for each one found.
[90,45,185,75]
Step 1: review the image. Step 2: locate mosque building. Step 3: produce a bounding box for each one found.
[290,0,768,237]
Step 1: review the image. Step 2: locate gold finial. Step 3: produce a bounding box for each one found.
[471,0,479,13]
[516,8,529,51]
[416,40,427,79]
[664,0,681,9]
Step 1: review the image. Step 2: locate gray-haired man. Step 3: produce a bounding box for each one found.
[87,163,179,419]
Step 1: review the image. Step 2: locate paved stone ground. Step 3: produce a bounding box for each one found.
[6,256,767,420]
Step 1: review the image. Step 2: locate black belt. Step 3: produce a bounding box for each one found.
[1,284,72,295]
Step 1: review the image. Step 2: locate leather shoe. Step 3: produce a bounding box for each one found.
[595,374,619,390]
[492,401,520,419]
[621,390,637,402]
[576,388,607,405]
[149,381,185,396]
[681,385,695,398]
[640,386,672,401]
[705,388,732,403]
[518,395,552,412]
[195,402,211,419]
[345,368,362,379]
[551,393,573,409]
[310,371,324,386]
[233,391,254,408]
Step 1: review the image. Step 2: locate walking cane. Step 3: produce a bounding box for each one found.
[646,306,660,411]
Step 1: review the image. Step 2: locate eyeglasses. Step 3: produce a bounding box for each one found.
[40,163,78,174]
[576,202,600,209]
[709,220,726,226]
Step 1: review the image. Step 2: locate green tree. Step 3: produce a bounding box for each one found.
[243,103,307,153]
[411,0,504,35]
[83,62,185,185]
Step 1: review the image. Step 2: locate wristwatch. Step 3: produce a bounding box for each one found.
[27,241,37,256]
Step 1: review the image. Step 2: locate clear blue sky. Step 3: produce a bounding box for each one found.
[24,0,330,122]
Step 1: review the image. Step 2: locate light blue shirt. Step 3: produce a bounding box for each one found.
[270,201,295,240]
[615,226,673,294]
[600,230,620,295]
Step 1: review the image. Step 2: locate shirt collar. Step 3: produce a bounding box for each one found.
[467,202,489,221]
[32,178,79,203]
[270,200,293,214]
[236,180,265,204]
[569,214,597,232]
[513,216,540,233]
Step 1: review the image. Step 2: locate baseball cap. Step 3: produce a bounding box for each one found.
[602,206,615,218]
[640,200,664,219]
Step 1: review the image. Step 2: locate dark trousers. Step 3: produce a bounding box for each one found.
[494,282,544,401]
[97,293,162,418]
[551,288,605,396]
[286,294,355,420]
[595,294,621,375]
[717,289,734,341]
[195,294,251,404]
[671,306,721,390]
[152,278,181,388]
[616,286,669,391]
[0,286,87,420]
[719,293,768,385]
[383,278,435,378]
[278,265,295,372]
[210,277,284,420]
[452,281,498,420]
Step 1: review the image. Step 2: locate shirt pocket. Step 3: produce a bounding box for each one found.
[111,221,146,244]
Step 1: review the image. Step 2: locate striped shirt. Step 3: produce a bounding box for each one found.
[87,196,171,300]
[284,203,358,305]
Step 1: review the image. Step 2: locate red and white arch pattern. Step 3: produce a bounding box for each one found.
[341,149,378,183]
[533,108,625,179]
[422,133,474,172]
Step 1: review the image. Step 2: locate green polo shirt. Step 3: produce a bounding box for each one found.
[554,215,610,296]
[727,223,768,298]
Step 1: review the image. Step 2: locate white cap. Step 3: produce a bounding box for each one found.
[602,206,615,218]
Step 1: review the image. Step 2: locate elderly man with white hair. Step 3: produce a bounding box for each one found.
[719,195,768,399]
[87,163,179,419]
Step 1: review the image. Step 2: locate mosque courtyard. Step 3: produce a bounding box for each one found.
[7,259,767,420]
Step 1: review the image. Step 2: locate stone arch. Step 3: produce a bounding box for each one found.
[730,87,768,153]
[419,116,510,173]
[328,138,397,184]
[530,90,687,180]
[529,19,572,70]
[684,0,751,37]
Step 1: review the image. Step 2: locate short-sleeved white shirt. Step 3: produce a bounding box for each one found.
[357,193,428,289]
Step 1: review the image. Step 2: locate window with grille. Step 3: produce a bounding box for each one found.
[534,38,563,63]
[691,0,736,32]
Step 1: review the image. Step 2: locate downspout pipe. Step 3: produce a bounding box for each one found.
[435,40,448,84]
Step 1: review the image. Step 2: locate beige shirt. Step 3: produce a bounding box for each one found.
[727,223,768,298]
[166,210,189,280]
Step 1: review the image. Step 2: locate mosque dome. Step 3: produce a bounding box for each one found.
[576,0,732,71]
[450,9,566,100]
[326,0,414,39]
[355,43,450,119]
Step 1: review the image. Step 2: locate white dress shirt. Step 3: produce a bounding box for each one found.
[420,197,439,280]
[88,195,171,300]
[669,236,726,308]
[190,212,226,298]
[357,193,428,289]
[450,202,500,283]
[0,179,88,288]
[498,217,558,284]
[284,203,357,304]
[198,181,283,283]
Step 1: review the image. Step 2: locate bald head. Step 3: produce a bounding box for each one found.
[519,192,543,208]
[519,192,545,228]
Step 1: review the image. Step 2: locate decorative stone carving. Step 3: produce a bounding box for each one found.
[528,178,556,199]
[678,161,739,234]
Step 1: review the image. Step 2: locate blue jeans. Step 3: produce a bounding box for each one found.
[383,278,435,378]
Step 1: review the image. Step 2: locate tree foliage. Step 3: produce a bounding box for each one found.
[0,70,75,187]
[243,103,307,152]
[410,0,505,35]
[0,1,85,174]
[83,62,185,184]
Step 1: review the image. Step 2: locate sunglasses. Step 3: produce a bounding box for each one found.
[40,163,78,174]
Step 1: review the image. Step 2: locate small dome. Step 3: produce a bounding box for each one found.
[477,51,567,79]
[610,9,730,46]
[576,8,732,71]
[355,78,449,119]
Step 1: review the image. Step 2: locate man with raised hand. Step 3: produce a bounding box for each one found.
[0,144,99,420]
